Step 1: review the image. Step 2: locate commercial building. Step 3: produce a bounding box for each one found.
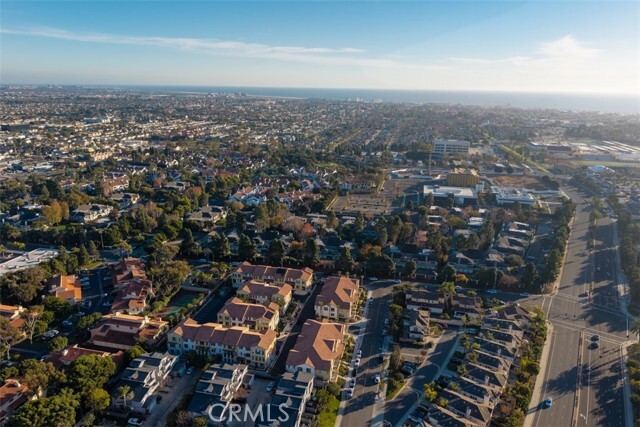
[433,139,470,157]
[0,248,58,277]
[446,169,480,187]
[423,185,478,205]
[490,186,537,206]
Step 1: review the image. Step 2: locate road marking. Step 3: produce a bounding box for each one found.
[535,328,558,427]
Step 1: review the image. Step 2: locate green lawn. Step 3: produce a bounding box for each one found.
[500,145,551,174]
[317,395,340,427]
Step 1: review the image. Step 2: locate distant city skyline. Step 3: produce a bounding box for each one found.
[1,1,639,95]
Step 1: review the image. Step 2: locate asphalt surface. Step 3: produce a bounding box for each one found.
[384,329,458,426]
[530,187,629,427]
[339,282,392,427]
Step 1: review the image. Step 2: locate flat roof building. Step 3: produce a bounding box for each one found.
[423,185,478,205]
[490,186,537,206]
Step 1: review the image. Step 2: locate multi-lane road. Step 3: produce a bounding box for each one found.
[530,186,631,427]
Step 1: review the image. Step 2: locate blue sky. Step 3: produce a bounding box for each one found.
[1,1,639,94]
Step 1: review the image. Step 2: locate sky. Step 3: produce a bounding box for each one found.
[1,1,639,95]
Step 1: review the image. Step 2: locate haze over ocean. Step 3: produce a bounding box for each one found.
[84,86,640,115]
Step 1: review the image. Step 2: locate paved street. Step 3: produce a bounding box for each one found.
[384,329,458,426]
[530,186,630,427]
[339,281,392,427]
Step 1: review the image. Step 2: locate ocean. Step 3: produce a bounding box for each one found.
[101,85,640,115]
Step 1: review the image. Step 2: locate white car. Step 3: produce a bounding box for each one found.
[346,389,353,398]
[368,277,378,281]
[127,418,143,426]
[487,289,497,294]
[354,358,361,368]
[356,350,362,358]
[374,374,381,384]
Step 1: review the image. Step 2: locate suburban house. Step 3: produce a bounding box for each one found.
[0,379,31,425]
[401,308,430,344]
[236,281,292,314]
[314,276,360,321]
[89,313,168,351]
[187,206,227,231]
[186,363,248,422]
[217,298,280,332]
[167,319,277,369]
[111,352,177,413]
[453,295,483,319]
[47,275,83,304]
[231,262,314,295]
[0,305,25,329]
[405,290,444,314]
[285,320,346,382]
[270,371,314,427]
[71,204,113,223]
[45,344,125,370]
[110,258,154,315]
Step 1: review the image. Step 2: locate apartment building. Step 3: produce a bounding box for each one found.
[314,276,360,321]
[186,363,248,422]
[285,320,346,382]
[167,319,277,369]
[231,262,314,295]
[236,281,292,314]
[217,298,280,332]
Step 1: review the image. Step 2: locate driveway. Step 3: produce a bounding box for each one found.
[142,368,201,426]
[228,377,274,427]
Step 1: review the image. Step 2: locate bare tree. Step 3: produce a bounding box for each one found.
[22,305,43,343]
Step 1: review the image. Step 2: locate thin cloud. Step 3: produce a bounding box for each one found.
[538,35,600,59]
[0,27,386,67]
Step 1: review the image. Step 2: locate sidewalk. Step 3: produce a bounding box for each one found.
[524,322,554,427]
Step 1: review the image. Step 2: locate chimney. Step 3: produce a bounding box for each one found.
[484,375,489,385]
[466,406,472,419]
[497,348,502,356]
[508,323,513,332]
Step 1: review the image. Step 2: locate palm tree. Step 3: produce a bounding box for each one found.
[0,244,6,258]
[117,385,133,410]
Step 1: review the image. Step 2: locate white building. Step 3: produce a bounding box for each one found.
[433,139,470,156]
[423,185,478,205]
[490,186,537,206]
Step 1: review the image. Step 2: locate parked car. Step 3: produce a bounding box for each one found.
[266,381,275,392]
[374,374,381,384]
[487,289,497,294]
[368,277,378,281]
[346,389,353,398]
[591,334,600,341]
[186,367,194,375]
[520,292,530,297]
[349,378,356,389]
[354,358,360,368]
[356,350,362,358]
[393,279,402,284]
[128,418,143,426]
[466,328,478,334]
[544,397,553,408]
[591,342,600,349]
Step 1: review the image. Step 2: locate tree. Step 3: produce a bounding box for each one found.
[215,234,231,258]
[0,318,22,360]
[76,313,102,332]
[88,241,100,260]
[67,355,116,396]
[424,382,438,403]
[425,192,434,208]
[267,239,286,266]
[193,418,208,427]
[504,254,524,267]
[48,336,68,353]
[19,360,65,397]
[440,264,456,283]
[116,384,134,410]
[148,260,190,297]
[303,238,319,267]
[9,388,78,427]
[403,260,417,279]
[179,229,202,258]
[126,344,146,362]
[22,306,43,343]
[335,246,355,273]
[238,234,257,261]
[520,262,539,291]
